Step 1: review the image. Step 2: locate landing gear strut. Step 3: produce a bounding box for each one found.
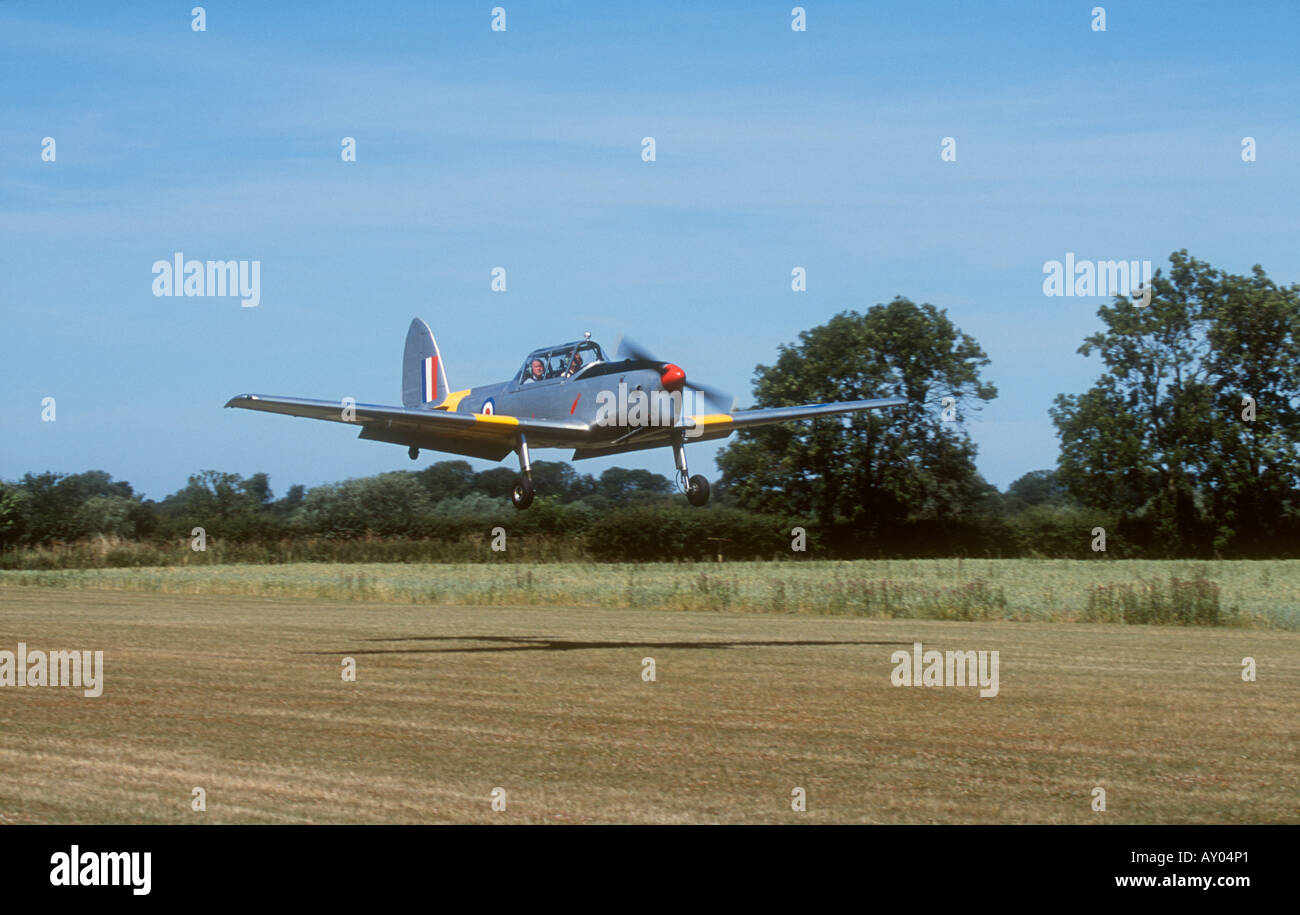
[673,437,710,507]
[511,434,535,509]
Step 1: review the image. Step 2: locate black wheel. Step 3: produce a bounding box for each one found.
[686,474,710,507]
[511,477,535,510]
[408,446,419,461]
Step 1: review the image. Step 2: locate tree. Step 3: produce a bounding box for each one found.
[161,470,266,522]
[472,467,518,500]
[302,473,432,538]
[242,472,273,509]
[75,495,138,539]
[1051,251,1300,556]
[716,298,997,543]
[272,484,306,518]
[529,461,583,502]
[1003,469,1073,514]
[417,461,476,500]
[1051,252,1215,554]
[12,471,139,544]
[597,467,672,505]
[0,481,28,546]
[1203,263,1300,554]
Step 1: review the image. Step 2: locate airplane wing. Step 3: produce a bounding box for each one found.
[687,396,910,434]
[225,394,592,461]
[571,396,908,459]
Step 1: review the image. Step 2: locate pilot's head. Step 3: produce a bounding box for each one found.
[530,359,545,378]
[570,352,583,370]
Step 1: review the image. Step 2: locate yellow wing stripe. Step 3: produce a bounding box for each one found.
[473,413,520,426]
[688,414,735,428]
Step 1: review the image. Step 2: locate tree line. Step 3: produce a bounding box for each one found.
[0,459,1112,564]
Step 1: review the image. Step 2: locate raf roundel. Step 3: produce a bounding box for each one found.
[481,398,495,416]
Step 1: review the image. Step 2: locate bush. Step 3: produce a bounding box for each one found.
[585,506,804,562]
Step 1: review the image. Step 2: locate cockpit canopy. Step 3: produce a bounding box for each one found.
[516,340,606,384]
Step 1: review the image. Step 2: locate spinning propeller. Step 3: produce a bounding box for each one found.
[614,336,737,414]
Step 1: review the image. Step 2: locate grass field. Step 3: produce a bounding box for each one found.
[2,558,1298,627]
[1,587,1296,824]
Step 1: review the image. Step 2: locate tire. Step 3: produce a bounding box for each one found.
[511,478,535,510]
[686,474,710,507]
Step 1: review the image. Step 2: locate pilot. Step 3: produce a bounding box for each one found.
[526,358,545,382]
[562,351,583,377]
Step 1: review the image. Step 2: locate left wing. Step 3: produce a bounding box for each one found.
[686,396,909,434]
[571,396,908,459]
[225,394,593,461]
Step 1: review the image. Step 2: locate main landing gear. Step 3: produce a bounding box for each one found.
[673,437,710,507]
[512,434,535,510]
[508,434,709,510]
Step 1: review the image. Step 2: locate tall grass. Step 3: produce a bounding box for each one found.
[1084,577,1227,625]
[2,559,1294,628]
[0,534,586,570]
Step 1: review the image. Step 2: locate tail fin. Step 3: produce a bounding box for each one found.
[402,318,450,408]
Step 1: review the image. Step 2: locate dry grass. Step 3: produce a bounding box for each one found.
[1,587,1296,823]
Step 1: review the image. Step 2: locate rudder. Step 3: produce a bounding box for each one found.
[402,318,450,408]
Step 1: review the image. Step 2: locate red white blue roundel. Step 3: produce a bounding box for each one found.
[481,398,495,415]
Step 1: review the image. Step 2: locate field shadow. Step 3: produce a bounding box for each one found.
[304,635,912,656]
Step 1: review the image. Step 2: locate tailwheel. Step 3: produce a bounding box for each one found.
[685,474,710,507]
[511,477,535,510]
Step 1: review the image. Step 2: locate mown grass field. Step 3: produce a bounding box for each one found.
[1,558,1298,627]
[0,588,1296,824]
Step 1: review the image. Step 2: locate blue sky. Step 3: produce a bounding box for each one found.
[3,1,1298,501]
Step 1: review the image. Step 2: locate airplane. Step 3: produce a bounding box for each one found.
[226,318,908,509]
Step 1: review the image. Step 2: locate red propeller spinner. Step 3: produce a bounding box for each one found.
[660,363,686,392]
